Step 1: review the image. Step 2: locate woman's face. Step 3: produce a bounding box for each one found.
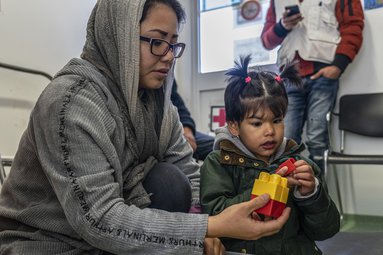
[139,3,179,89]
[228,107,285,163]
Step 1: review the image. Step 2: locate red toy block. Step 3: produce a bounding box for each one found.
[251,194,286,218]
[276,158,296,176]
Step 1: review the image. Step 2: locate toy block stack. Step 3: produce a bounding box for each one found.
[250,158,296,218]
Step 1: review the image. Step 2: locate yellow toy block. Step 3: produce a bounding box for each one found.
[251,172,289,203]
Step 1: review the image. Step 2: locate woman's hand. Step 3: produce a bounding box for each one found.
[204,237,225,255]
[206,194,290,240]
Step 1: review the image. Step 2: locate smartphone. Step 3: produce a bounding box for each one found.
[285,5,300,17]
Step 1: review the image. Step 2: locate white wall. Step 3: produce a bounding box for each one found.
[0,0,96,159]
[176,4,383,216]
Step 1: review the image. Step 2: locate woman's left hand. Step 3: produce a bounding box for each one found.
[204,238,225,255]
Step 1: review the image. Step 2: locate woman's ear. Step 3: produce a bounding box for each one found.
[227,121,240,137]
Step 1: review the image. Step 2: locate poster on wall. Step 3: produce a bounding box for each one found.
[210,106,226,132]
[364,0,383,9]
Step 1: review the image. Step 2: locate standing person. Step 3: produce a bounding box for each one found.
[200,55,340,254]
[171,80,214,161]
[0,1,290,254]
[260,0,364,172]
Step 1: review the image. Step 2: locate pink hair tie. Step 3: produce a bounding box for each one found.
[275,75,282,83]
[245,76,251,83]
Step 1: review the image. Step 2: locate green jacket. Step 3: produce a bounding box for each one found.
[200,139,340,255]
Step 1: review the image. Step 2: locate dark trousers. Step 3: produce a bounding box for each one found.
[143,162,192,213]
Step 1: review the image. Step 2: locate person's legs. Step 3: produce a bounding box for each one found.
[195,131,215,161]
[143,162,191,212]
[284,79,308,144]
[305,76,339,173]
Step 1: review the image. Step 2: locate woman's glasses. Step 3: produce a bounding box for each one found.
[139,36,186,58]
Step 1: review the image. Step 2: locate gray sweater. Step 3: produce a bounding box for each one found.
[0,0,208,254]
[0,58,207,255]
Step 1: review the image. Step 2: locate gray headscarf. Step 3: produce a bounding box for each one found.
[81,0,175,158]
[80,0,177,207]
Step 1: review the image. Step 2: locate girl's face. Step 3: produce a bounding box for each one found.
[228,107,285,163]
[139,4,179,89]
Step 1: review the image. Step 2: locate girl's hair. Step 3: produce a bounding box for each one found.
[224,55,301,123]
[140,0,186,24]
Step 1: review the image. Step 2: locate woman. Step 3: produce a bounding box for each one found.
[0,1,290,254]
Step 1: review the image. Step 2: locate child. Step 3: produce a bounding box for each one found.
[200,55,340,255]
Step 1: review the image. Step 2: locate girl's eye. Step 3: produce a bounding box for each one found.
[274,118,283,124]
[251,122,262,127]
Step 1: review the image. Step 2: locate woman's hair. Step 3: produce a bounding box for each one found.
[224,55,301,123]
[140,0,186,24]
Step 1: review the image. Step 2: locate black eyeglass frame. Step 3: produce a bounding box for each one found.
[139,36,186,58]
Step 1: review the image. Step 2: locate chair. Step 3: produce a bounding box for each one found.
[324,92,383,219]
[0,62,51,185]
[0,154,13,184]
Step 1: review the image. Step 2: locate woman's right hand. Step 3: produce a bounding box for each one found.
[206,194,290,240]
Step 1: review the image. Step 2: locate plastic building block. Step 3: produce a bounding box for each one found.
[276,158,296,176]
[251,196,286,218]
[251,172,289,202]
[251,172,289,218]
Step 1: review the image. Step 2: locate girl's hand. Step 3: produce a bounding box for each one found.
[276,160,316,196]
[275,166,296,189]
[292,160,316,196]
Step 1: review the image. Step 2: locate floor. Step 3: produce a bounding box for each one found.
[227,214,383,255]
[316,214,383,255]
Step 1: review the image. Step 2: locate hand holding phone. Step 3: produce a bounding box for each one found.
[285,5,300,17]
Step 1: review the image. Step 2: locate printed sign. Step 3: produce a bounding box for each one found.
[210,106,226,132]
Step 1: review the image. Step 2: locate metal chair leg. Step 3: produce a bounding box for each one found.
[324,150,328,181]
[324,150,343,221]
[0,154,6,184]
[333,166,344,221]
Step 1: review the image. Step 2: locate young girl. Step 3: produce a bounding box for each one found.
[200,55,340,255]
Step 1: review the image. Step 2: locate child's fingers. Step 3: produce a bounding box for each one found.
[297,179,316,195]
[294,161,314,175]
[294,171,314,180]
[294,160,307,167]
[275,166,288,176]
[286,176,300,187]
[297,178,315,187]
